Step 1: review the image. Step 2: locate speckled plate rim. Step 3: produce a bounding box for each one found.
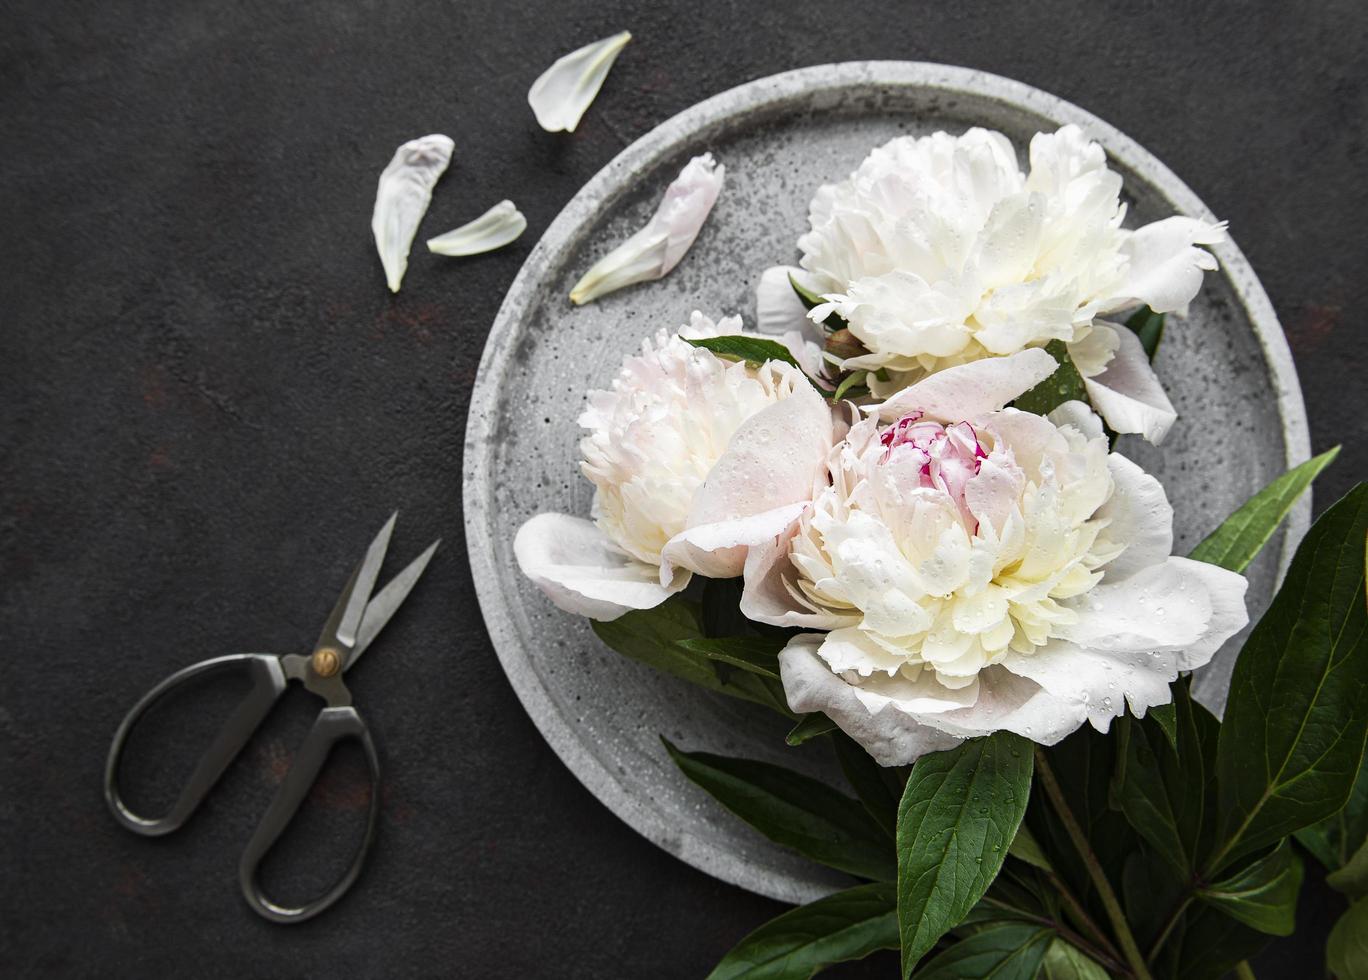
[463,61,1312,903]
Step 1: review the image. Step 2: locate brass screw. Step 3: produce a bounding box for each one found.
[312,646,341,678]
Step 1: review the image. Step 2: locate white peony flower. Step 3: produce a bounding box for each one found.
[741,351,1249,765]
[515,312,837,621]
[570,153,725,305]
[760,125,1225,443]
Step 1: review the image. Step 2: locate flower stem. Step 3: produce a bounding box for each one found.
[1035,748,1154,980]
[1045,869,1124,966]
[1146,895,1193,963]
[1234,961,1256,979]
[981,897,1126,976]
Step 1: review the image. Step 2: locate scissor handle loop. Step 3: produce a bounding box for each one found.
[238,705,381,924]
[104,653,287,836]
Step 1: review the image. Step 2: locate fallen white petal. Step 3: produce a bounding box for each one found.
[528,30,631,133]
[570,153,725,305]
[755,265,818,336]
[779,636,962,766]
[426,200,527,256]
[1082,322,1178,444]
[870,348,1058,422]
[371,134,455,293]
[513,512,687,621]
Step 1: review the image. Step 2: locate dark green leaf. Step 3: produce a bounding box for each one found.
[702,576,751,638]
[1327,898,1368,980]
[706,882,898,980]
[1124,306,1166,361]
[1112,684,1211,878]
[1147,700,1180,750]
[1328,837,1368,899]
[1011,340,1089,417]
[1188,446,1340,574]
[1198,841,1304,935]
[1122,849,1186,951]
[1161,904,1272,980]
[592,597,793,715]
[786,713,837,745]
[788,271,824,309]
[911,922,1052,980]
[1006,822,1053,873]
[685,335,801,369]
[1039,939,1109,980]
[1297,748,1368,871]
[679,636,785,680]
[662,738,895,881]
[833,733,901,840]
[896,733,1034,976]
[1211,483,1368,872]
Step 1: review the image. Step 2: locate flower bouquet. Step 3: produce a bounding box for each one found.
[513,126,1366,978]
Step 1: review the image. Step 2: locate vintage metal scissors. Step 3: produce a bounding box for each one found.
[104,514,438,923]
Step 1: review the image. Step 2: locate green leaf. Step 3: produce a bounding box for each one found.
[685,334,801,369]
[1188,446,1340,573]
[706,882,897,980]
[1328,898,1368,980]
[662,738,895,881]
[1112,684,1211,878]
[592,597,793,716]
[1161,904,1272,980]
[1124,305,1166,361]
[1006,822,1053,873]
[702,576,751,639]
[1011,340,1089,417]
[1297,749,1368,871]
[1147,700,1180,751]
[678,636,785,680]
[1211,483,1368,872]
[833,370,869,401]
[1039,939,1109,980]
[788,271,825,310]
[833,733,902,840]
[786,713,837,746]
[1328,836,1368,899]
[896,733,1034,976]
[1197,840,1304,935]
[911,922,1052,980]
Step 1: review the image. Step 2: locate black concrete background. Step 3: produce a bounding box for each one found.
[3,0,1364,976]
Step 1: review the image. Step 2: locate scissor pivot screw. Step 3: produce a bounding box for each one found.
[312,647,341,678]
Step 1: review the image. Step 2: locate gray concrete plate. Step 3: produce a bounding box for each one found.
[463,62,1310,904]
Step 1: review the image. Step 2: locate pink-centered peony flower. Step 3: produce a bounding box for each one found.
[515,312,836,621]
[742,349,1249,765]
[758,125,1227,444]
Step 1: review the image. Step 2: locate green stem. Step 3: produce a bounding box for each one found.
[1045,869,1125,967]
[1146,895,1193,963]
[1234,961,1256,979]
[981,897,1126,977]
[1035,748,1154,980]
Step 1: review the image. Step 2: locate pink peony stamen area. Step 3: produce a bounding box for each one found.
[879,412,988,530]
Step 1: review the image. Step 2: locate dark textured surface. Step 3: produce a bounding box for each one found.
[1,1,1363,977]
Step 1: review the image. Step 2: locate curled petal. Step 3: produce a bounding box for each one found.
[922,666,1087,745]
[755,265,819,336]
[513,512,687,621]
[660,502,807,582]
[1083,322,1178,444]
[1108,216,1226,315]
[1046,399,1105,440]
[570,153,725,304]
[1055,556,1248,666]
[778,636,962,766]
[869,348,1057,422]
[527,30,631,133]
[371,134,454,292]
[427,200,527,256]
[1002,640,1179,732]
[740,516,858,631]
[1093,452,1174,581]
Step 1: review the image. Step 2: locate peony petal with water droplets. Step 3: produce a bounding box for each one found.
[528,30,631,133]
[371,134,454,292]
[427,200,527,257]
[569,153,724,305]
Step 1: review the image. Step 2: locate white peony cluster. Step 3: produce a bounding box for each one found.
[741,351,1248,764]
[759,125,1227,444]
[515,312,835,621]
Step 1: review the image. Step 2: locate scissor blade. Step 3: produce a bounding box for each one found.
[314,513,396,653]
[345,539,440,670]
